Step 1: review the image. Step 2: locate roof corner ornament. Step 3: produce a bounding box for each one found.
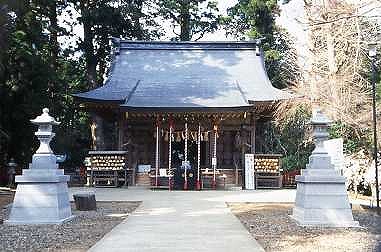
[255,37,265,56]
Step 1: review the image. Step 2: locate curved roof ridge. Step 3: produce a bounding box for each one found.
[118,40,259,50]
[73,40,293,110]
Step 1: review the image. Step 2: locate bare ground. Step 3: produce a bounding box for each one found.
[0,190,14,207]
[0,201,141,252]
[228,203,381,252]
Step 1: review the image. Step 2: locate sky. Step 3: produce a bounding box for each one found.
[58,0,381,67]
[201,0,306,42]
[58,0,307,59]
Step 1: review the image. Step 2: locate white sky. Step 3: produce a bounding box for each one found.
[58,0,307,57]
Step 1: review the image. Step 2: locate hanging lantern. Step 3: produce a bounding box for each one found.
[176,132,181,142]
[191,131,196,141]
[164,131,169,142]
[203,132,209,142]
[181,131,185,140]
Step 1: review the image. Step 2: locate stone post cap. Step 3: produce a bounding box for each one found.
[310,109,332,125]
[30,108,60,126]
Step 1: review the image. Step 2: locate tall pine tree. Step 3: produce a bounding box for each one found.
[223,0,299,89]
[155,0,220,41]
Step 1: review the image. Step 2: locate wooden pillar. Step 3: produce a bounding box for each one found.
[240,124,248,189]
[209,127,214,166]
[250,114,256,190]
[251,114,256,154]
[118,111,125,150]
[205,129,210,166]
[168,118,173,190]
[212,124,217,189]
[196,123,201,190]
[155,118,161,187]
[184,119,188,190]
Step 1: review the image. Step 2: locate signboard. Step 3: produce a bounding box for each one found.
[324,138,344,174]
[211,158,217,166]
[137,164,151,173]
[245,154,255,190]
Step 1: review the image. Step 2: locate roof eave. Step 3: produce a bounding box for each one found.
[73,94,124,104]
[120,105,255,113]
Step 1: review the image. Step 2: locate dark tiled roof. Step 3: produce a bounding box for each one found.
[74,40,292,111]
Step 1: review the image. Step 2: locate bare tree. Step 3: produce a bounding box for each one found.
[278,0,381,142]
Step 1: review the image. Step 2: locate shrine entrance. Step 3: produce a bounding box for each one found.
[171,139,205,169]
[171,138,207,190]
[146,114,242,191]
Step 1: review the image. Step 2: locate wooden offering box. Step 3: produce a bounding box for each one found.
[85,151,128,187]
[254,154,282,189]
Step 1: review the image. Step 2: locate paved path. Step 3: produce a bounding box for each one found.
[69,188,298,252]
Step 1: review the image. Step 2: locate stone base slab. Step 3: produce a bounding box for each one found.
[292,175,359,227]
[5,214,74,225]
[6,181,73,225]
[291,207,359,227]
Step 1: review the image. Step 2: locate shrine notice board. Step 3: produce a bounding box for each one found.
[245,154,255,189]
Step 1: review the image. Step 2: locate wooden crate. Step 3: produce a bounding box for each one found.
[85,151,128,187]
[254,154,282,189]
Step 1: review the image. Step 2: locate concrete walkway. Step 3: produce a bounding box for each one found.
[69,188,297,252]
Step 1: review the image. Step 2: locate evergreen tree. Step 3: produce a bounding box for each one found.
[155,0,220,41]
[0,0,89,169]
[223,0,299,89]
[0,0,55,164]
[72,0,161,88]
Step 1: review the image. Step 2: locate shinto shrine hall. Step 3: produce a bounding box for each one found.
[74,40,292,190]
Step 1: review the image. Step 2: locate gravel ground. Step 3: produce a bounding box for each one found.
[0,201,141,252]
[228,203,381,252]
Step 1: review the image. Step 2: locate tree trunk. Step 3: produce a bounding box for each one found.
[180,0,191,41]
[48,1,58,72]
[80,0,104,150]
[132,0,144,40]
[80,0,98,89]
[48,1,59,108]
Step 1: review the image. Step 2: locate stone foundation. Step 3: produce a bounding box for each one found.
[7,178,73,224]
[135,169,242,187]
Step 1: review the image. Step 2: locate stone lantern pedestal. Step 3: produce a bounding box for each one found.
[6,108,73,224]
[291,109,358,227]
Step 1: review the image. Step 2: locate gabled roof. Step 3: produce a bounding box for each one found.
[74,40,292,112]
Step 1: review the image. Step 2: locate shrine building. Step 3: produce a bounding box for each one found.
[74,40,292,190]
